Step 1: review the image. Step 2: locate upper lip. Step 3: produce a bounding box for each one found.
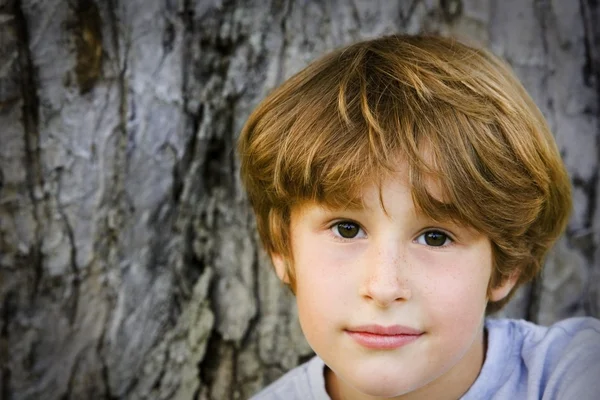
[346,324,423,336]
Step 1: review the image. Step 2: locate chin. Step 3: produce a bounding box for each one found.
[343,371,416,398]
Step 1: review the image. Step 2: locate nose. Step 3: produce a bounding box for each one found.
[359,244,411,307]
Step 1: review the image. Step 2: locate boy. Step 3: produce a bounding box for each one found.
[238,34,600,399]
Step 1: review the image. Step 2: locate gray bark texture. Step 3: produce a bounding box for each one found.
[0,0,599,399]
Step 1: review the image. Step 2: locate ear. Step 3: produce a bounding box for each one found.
[489,273,519,302]
[271,252,290,284]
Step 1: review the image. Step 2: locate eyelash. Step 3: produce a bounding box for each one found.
[415,229,454,247]
[328,220,455,247]
[328,220,367,242]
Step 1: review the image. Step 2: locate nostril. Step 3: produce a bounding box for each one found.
[361,276,412,307]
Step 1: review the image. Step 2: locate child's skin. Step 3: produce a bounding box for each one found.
[271,161,517,400]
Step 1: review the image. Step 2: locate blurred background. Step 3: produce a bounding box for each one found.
[0,0,599,399]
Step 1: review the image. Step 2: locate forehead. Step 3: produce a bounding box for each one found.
[295,160,443,213]
[326,156,447,207]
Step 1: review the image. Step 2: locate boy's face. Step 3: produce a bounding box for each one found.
[271,166,516,399]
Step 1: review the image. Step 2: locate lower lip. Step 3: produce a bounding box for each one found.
[346,331,422,349]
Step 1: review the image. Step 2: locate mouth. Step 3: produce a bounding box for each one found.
[345,324,423,349]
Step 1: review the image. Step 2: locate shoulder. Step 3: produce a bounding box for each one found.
[487,315,600,342]
[498,316,600,357]
[541,317,600,399]
[249,356,329,400]
[485,316,600,348]
[487,317,600,399]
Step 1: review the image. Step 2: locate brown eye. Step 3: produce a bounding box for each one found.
[336,222,360,239]
[419,231,450,247]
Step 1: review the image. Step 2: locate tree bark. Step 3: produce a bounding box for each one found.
[0,0,598,399]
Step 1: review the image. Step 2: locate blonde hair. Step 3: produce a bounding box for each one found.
[238,34,572,313]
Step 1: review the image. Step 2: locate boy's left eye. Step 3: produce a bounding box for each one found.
[416,230,452,247]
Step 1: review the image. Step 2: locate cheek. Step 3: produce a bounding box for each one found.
[293,241,361,328]
[417,253,491,323]
[294,234,363,289]
[295,251,353,307]
[293,253,349,347]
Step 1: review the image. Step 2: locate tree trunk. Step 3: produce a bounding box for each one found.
[0,0,598,399]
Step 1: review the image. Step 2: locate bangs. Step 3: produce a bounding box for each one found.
[258,36,548,236]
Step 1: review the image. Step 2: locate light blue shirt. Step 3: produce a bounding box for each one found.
[250,317,600,399]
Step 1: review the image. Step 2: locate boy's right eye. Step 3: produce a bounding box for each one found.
[331,221,365,239]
